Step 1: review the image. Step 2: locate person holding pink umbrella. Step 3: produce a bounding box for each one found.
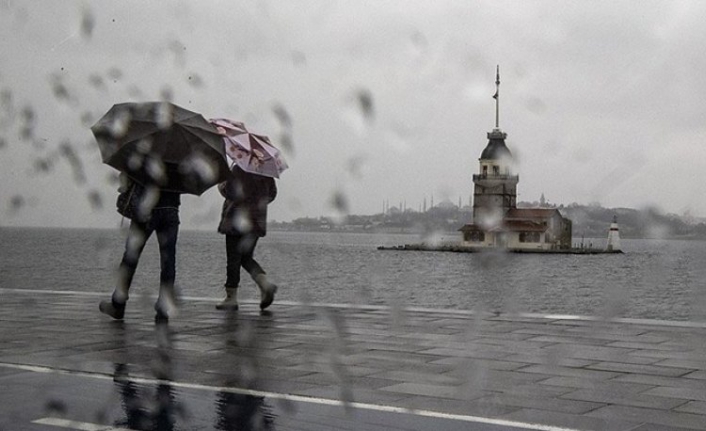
[211,119,286,310]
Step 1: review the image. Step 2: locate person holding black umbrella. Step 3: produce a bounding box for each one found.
[92,102,231,321]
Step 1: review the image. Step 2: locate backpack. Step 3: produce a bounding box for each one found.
[116,178,147,221]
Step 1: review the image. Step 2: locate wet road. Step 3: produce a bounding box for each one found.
[0,364,555,431]
[3,289,706,430]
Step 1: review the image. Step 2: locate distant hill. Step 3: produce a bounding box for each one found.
[558,204,705,240]
[272,203,706,240]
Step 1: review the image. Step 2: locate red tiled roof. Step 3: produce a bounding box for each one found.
[502,220,548,232]
[505,208,560,220]
[459,220,548,232]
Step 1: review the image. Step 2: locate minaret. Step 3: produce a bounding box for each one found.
[472,65,519,227]
[606,215,621,252]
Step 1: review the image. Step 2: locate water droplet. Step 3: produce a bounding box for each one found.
[44,399,67,415]
[271,103,292,129]
[34,158,53,173]
[107,68,122,80]
[180,153,218,188]
[88,74,104,90]
[144,157,166,184]
[9,195,24,212]
[49,74,71,102]
[187,74,203,87]
[342,88,375,135]
[330,190,349,213]
[87,189,102,210]
[59,141,86,184]
[356,88,374,122]
[80,111,94,127]
[80,6,94,39]
[155,102,174,129]
[346,155,367,178]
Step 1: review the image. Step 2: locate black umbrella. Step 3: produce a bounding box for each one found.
[91,101,230,195]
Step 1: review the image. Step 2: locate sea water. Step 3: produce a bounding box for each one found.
[1,227,705,321]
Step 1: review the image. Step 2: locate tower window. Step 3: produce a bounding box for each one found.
[493,166,499,175]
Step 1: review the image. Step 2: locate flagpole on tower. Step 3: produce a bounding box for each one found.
[493,65,500,128]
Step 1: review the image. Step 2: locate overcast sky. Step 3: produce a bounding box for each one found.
[1,0,705,229]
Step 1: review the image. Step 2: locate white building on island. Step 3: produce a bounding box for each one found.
[459,67,572,250]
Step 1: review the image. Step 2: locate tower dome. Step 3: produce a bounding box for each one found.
[480,129,513,160]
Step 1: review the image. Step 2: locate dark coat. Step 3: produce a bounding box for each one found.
[218,165,277,237]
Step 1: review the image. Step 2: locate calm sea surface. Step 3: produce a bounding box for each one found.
[2,227,705,321]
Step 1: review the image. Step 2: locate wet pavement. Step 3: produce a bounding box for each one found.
[2,288,706,430]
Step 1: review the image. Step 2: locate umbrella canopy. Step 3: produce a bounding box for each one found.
[92,102,230,195]
[210,118,288,179]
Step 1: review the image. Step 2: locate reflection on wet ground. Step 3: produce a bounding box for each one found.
[3,290,706,430]
[110,320,276,430]
[111,363,275,431]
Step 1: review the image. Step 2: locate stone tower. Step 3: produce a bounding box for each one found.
[472,66,519,227]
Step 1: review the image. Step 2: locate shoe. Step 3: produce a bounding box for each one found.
[255,274,277,310]
[154,294,177,323]
[154,308,169,323]
[216,287,239,310]
[99,300,125,320]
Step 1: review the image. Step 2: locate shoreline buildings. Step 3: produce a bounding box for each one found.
[459,67,573,250]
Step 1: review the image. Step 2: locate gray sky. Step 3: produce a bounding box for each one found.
[1,0,705,229]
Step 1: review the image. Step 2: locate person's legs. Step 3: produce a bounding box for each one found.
[100,220,152,319]
[154,209,180,320]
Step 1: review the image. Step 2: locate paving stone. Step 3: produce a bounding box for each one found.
[559,388,686,410]
[366,370,458,386]
[561,346,643,362]
[586,405,706,430]
[429,357,527,371]
[473,392,605,414]
[613,373,706,390]
[585,361,695,377]
[525,334,616,346]
[399,394,522,417]
[539,376,656,393]
[656,358,706,370]
[500,408,641,431]
[608,341,692,351]
[500,352,598,368]
[672,401,706,415]
[642,386,706,402]
[378,382,492,401]
[516,364,621,380]
[684,370,706,380]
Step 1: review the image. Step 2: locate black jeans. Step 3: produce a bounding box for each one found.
[116,208,180,299]
[225,233,264,288]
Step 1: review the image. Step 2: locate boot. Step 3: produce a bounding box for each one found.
[216,287,239,310]
[99,298,126,320]
[255,274,277,310]
[154,284,178,322]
